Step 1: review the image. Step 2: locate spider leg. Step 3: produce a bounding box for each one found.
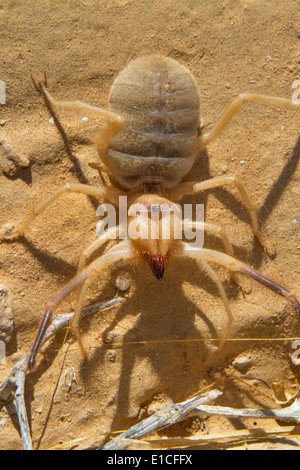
[198,92,300,149]
[73,224,126,356]
[198,259,233,351]
[77,224,126,273]
[1,182,125,240]
[28,239,134,370]
[39,82,124,125]
[183,219,250,292]
[170,175,274,256]
[174,242,300,315]
[37,82,125,170]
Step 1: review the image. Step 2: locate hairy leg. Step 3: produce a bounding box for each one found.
[171,176,273,255]
[174,242,300,314]
[1,182,125,240]
[198,259,233,350]
[74,224,125,356]
[38,83,125,169]
[77,224,126,273]
[28,239,134,370]
[183,219,249,291]
[198,92,300,149]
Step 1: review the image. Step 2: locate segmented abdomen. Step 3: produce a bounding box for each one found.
[107,55,200,189]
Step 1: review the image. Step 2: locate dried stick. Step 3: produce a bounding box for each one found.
[31,75,100,209]
[101,389,223,450]
[3,352,32,450]
[0,297,125,450]
[195,398,300,423]
[117,426,300,450]
[31,74,80,173]
[101,388,300,450]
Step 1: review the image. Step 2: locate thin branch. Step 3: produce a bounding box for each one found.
[114,426,300,450]
[101,388,300,450]
[195,399,300,423]
[31,75,101,209]
[31,74,79,171]
[101,389,223,450]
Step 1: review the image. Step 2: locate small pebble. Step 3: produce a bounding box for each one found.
[0,284,13,344]
[64,367,76,390]
[115,271,131,291]
[0,223,15,239]
[0,139,30,176]
[107,351,116,363]
[147,395,173,415]
[262,151,271,159]
[232,354,253,372]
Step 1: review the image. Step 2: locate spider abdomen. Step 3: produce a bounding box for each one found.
[107,55,200,189]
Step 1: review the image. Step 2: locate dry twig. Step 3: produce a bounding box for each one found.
[101,390,222,450]
[101,388,300,450]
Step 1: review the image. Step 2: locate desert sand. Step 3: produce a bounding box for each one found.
[0,0,300,450]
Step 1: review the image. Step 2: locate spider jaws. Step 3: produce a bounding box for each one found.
[128,194,180,279]
[141,252,167,279]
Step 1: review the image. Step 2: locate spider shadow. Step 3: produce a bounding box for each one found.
[19,237,77,277]
[258,134,300,224]
[79,256,240,433]
[189,134,300,270]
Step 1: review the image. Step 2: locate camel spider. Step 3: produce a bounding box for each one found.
[2,55,300,371]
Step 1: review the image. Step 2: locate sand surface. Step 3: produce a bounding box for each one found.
[0,0,300,450]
